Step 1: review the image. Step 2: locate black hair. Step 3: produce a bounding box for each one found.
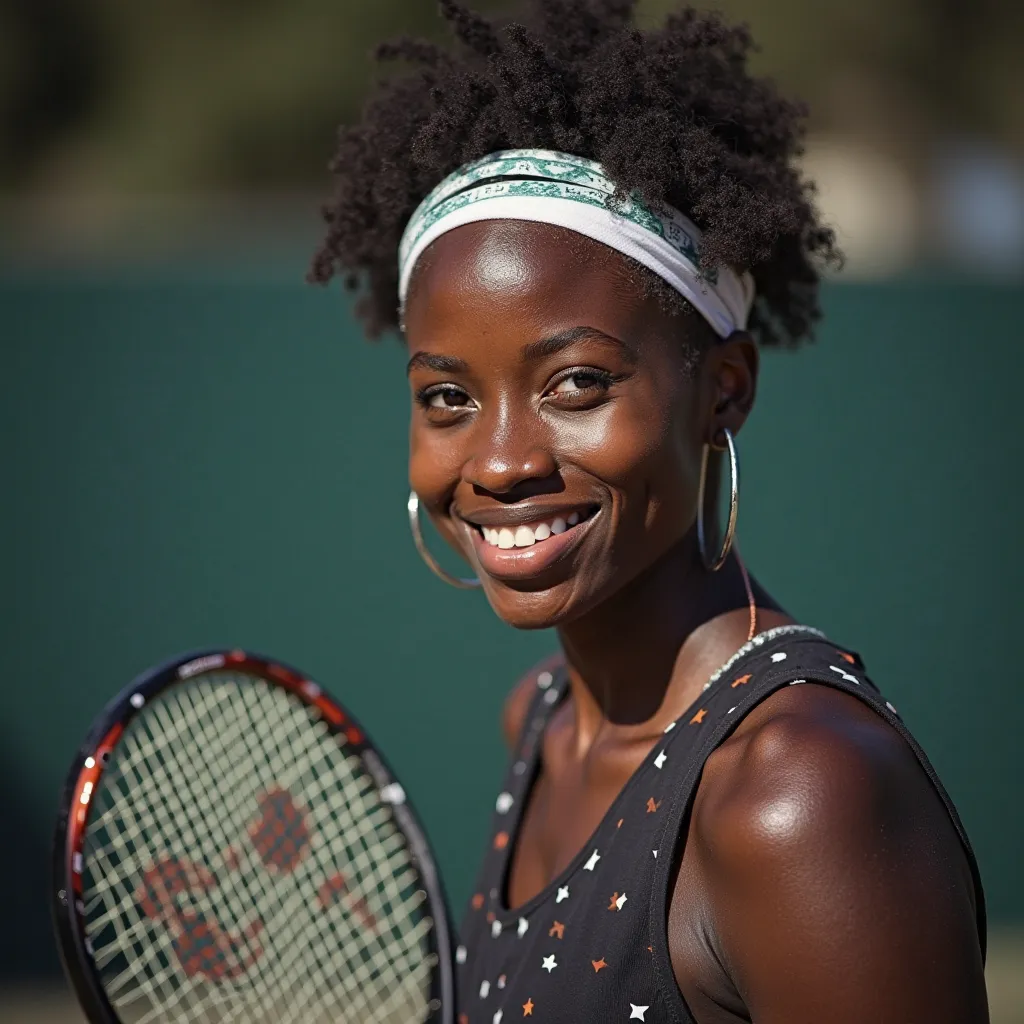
[309,0,840,348]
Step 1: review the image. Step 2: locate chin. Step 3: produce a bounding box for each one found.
[478,570,617,631]
[481,584,580,631]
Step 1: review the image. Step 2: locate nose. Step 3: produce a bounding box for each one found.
[462,404,557,496]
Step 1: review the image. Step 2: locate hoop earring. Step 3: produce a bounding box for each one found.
[696,427,739,572]
[407,491,482,590]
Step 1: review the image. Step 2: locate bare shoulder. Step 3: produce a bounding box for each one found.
[671,682,986,1023]
[690,681,976,901]
[698,684,931,840]
[501,652,564,750]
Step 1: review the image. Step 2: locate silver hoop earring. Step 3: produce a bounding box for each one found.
[696,427,739,572]
[407,491,482,590]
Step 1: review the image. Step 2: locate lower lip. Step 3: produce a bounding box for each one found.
[467,514,599,582]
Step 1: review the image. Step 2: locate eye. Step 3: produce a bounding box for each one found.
[428,387,469,408]
[416,384,475,416]
[552,371,606,393]
[547,367,616,403]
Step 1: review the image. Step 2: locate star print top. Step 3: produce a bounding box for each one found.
[454,625,986,1024]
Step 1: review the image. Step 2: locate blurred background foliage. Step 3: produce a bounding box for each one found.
[1,0,1023,273]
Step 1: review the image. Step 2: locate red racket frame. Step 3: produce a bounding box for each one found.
[52,648,455,1024]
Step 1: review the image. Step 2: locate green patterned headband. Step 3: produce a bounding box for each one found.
[397,149,755,338]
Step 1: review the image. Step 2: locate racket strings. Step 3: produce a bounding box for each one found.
[89,679,432,1024]
[80,673,435,1024]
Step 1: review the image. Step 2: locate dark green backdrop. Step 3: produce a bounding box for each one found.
[3,268,1021,981]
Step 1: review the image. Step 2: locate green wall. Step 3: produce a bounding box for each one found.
[3,270,1021,980]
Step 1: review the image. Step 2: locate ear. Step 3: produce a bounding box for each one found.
[700,331,759,445]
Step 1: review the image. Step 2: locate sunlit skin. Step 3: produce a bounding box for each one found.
[404,220,988,1022]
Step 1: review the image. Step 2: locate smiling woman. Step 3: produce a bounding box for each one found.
[310,2,988,1022]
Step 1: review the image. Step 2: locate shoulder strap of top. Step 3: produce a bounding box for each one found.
[647,631,986,1021]
[510,659,570,767]
[481,661,570,849]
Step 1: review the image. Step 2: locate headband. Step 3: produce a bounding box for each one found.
[397,149,755,338]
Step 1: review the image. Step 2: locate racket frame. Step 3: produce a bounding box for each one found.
[52,647,455,1024]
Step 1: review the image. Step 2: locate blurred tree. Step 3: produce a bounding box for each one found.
[0,0,1020,195]
[0,0,106,183]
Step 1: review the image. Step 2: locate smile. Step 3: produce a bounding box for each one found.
[459,505,600,583]
[479,508,595,549]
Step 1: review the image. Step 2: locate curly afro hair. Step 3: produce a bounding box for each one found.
[309,0,840,348]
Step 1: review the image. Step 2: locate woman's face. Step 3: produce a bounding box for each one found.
[404,220,753,629]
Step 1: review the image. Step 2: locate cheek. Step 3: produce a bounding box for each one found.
[560,397,699,516]
[408,422,462,512]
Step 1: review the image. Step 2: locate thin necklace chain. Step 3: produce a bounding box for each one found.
[733,543,757,642]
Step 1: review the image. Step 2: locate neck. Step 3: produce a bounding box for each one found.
[555,535,790,749]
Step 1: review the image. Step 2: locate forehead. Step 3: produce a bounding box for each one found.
[403,220,659,342]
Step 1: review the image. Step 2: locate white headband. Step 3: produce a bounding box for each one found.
[397,149,755,338]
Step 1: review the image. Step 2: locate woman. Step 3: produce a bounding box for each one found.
[311,2,988,1021]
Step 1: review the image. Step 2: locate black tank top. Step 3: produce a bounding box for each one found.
[454,625,986,1024]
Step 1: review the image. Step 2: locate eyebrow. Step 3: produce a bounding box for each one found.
[405,325,637,376]
[406,352,470,375]
[521,326,638,365]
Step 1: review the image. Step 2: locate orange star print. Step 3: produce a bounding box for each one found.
[592,958,608,972]
[646,797,661,813]
[690,708,707,724]
[523,998,534,1016]
[471,893,484,910]
[549,920,565,939]
[730,674,752,688]
[608,892,620,910]
[494,831,509,850]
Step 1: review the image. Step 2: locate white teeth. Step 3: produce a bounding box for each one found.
[514,526,536,547]
[481,512,590,549]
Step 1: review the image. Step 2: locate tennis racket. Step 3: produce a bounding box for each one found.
[52,648,454,1024]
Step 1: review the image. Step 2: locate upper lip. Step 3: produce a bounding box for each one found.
[456,503,598,529]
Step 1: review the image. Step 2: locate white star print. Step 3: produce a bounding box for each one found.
[493,1011,503,1024]
[556,885,570,903]
[829,665,860,685]
[629,1005,649,1020]
[480,980,490,998]
[517,917,529,938]
[771,651,787,662]
[541,954,557,972]
[652,850,658,859]
[543,687,559,704]
[653,750,667,770]
[455,945,467,964]
[584,849,601,871]
[886,701,899,715]
[491,920,502,937]
[615,892,628,910]
[537,670,553,688]
[663,721,676,733]
[495,791,514,814]
[789,678,806,685]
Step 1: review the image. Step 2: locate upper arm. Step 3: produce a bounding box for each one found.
[672,684,987,1024]
[501,653,563,750]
